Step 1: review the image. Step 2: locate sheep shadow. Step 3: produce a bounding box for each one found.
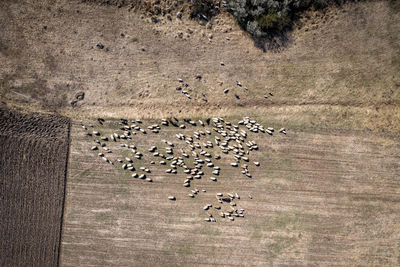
[253,30,291,53]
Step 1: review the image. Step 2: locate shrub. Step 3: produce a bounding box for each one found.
[257,9,291,32]
[227,0,354,38]
[189,0,221,21]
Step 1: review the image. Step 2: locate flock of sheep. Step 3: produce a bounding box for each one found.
[175,69,274,102]
[83,115,285,222]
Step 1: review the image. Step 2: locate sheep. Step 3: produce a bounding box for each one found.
[203,204,212,210]
[168,196,176,200]
[221,197,231,202]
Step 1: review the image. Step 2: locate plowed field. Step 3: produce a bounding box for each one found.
[0,108,70,266]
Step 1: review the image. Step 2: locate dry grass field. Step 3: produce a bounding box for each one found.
[1,0,399,134]
[0,107,70,266]
[0,0,399,266]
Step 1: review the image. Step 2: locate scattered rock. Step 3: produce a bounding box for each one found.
[151,16,160,23]
[75,92,85,101]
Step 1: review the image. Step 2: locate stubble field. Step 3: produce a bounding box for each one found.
[61,117,400,266]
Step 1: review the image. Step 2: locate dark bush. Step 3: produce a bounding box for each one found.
[227,0,355,38]
[257,9,291,32]
[189,0,221,21]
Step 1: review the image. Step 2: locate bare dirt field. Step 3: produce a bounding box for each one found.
[0,107,70,266]
[61,118,400,266]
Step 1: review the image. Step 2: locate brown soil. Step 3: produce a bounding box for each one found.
[1,0,399,134]
[0,0,399,265]
[0,107,70,266]
[61,118,400,266]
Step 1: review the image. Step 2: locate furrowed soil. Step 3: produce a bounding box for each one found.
[0,107,70,266]
[61,119,400,266]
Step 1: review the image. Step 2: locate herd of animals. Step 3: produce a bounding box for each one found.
[83,67,283,222]
[82,114,286,223]
[175,74,274,102]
